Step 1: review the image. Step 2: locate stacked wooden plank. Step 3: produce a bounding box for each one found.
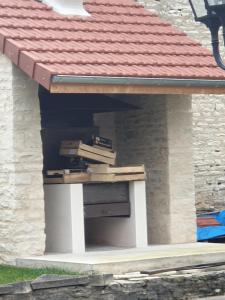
[44,164,146,184]
[59,140,116,165]
[87,164,146,182]
[45,169,90,184]
[44,138,146,184]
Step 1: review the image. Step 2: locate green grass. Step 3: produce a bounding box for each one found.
[0,265,80,285]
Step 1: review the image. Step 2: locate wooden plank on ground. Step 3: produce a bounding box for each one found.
[60,148,115,165]
[141,262,225,276]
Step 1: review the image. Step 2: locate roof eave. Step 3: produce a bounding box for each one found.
[50,75,225,94]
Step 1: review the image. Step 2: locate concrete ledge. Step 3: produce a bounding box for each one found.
[16,243,225,274]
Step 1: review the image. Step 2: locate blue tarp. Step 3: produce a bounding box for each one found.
[197,210,225,241]
[197,226,225,241]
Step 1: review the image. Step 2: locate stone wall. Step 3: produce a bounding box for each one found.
[0,54,45,263]
[2,270,225,300]
[139,0,225,212]
[119,95,195,245]
[95,94,196,244]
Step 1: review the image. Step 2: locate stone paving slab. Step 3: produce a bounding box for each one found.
[16,243,225,274]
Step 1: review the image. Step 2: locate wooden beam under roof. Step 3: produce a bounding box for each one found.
[50,83,225,95]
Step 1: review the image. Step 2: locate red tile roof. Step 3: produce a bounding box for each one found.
[0,0,225,89]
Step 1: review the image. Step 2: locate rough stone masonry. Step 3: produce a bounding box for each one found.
[96,94,196,245]
[0,0,216,262]
[0,54,45,263]
[1,269,225,300]
[139,0,225,212]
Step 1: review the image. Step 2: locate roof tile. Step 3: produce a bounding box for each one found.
[0,0,224,89]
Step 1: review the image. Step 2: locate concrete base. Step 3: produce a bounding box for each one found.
[16,243,225,274]
[44,181,148,254]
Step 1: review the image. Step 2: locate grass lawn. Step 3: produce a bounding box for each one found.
[0,265,79,285]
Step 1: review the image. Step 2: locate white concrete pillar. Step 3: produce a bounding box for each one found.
[71,184,85,253]
[45,184,85,254]
[129,181,148,247]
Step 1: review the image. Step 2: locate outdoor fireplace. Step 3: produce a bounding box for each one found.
[41,89,148,254]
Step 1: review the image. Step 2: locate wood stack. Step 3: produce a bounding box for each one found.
[44,137,146,184]
[45,169,90,184]
[45,164,146,184]
[87,164,146,182]
[59,140,116,165]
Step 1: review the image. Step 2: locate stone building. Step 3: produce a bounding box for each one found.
[140,0,225,212]
[0,0,225,264]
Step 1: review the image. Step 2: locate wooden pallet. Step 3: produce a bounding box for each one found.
[47,169,85,176]
[87,164,145,174]
[90,173,146,182]
[45,165,146,184]
[44,172,90,184]
[60,140,116,165]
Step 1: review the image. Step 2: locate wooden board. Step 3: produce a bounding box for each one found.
[83,182,129,205]
[44,177,65,184]
[90,173,146,182]
[45,163,146,184]
[50,83,225,95]
[44,172,90,184]
[141,262,225,276]
[88,164,145,174]
[60,148,115,165]
[61,140,116,159]
[63,173,90,183]
[45,172,145,184]
[84,202,130,218]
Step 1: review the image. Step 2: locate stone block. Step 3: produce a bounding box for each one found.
[0,282,31,295]
[90,274,113,287]
[31,274,90,290]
